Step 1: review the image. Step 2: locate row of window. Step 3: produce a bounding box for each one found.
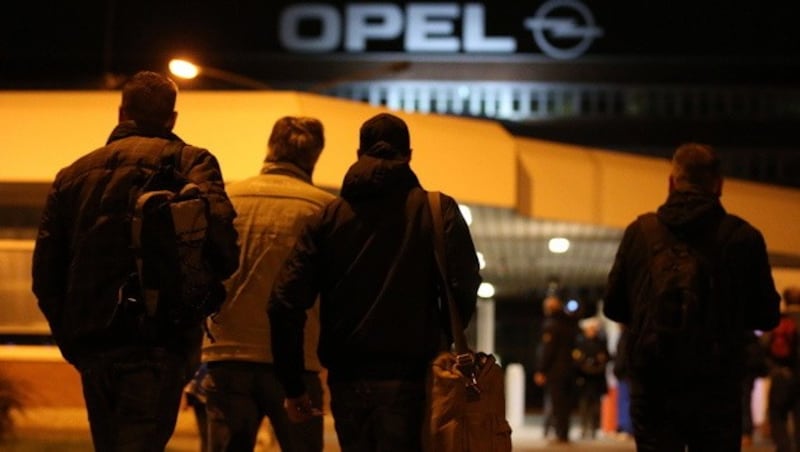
[324,81,800,122]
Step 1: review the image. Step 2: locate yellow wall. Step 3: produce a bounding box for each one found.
[0,90,516,208]
[516,137,800,257]
[2,90,798,257]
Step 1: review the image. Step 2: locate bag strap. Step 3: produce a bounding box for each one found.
[428,191,468,354]
[428,191,481,396]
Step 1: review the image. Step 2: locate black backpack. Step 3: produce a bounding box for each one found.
[627,213,740,381]
[117,141,225,339]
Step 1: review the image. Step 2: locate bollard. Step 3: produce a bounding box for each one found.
[505,362,526,429]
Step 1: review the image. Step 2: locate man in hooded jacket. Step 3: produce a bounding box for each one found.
[268,112,482,451]
[603,142,780,451]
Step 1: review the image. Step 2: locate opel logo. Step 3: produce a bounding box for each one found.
[524,0,604,60]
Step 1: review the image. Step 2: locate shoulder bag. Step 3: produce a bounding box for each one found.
[423,191,513,452]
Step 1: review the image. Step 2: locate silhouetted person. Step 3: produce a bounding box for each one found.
[268,113,481,451]
[604,142,780,451]
[573,318,610,439]
[32,70,239,451]
[534,295,579,444]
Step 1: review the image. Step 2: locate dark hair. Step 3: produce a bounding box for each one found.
[671,142,722,193]
[120,71,177,130]
[358,113,411,160]
[266,116,325,175]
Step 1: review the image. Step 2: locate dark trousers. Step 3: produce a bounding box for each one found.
[578,389,602,438]
[79,347,188,452]
[741,374,756,437]
[203,361,323,452]
[768,368,800,452]
[630,379,741,452]
[328,379,425,452]
[547,376,575,441]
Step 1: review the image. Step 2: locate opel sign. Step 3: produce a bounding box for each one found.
[279,0,604,59]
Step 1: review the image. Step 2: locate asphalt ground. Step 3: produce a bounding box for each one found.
[1,409,776,451]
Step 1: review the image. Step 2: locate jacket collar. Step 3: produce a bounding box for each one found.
[260,161,312,183]
[106,120,181,144]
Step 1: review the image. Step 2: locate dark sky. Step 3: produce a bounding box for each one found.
[3,1,799,88]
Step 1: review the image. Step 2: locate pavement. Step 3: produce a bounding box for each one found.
[1,409,776,451]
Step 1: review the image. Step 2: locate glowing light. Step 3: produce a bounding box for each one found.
[548,237,570,254]
[169,59,200,79]
[566,299,579,313]
[476,251,486,270]
[477,282,495,299]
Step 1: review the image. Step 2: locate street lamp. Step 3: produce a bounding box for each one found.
[168,58,271,90]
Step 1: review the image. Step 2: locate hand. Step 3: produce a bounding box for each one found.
[284,394,323,423]
[534,372,546,386]
[180,393,190,411]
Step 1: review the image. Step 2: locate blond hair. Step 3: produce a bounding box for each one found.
[266,116,325,175]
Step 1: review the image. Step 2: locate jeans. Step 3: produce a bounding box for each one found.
[79,347,188,452]
[630,379,741,452]
[328,379,425,452]
[203,361,323,452]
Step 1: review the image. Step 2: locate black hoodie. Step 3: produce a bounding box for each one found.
[603,189,780,375]
[270,155,482,397]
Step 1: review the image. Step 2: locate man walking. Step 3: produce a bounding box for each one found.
[268,112,482,451]
[534,295,578,444]
[201,116,334,451]
[603,142,780,451]
[31,70,240,451]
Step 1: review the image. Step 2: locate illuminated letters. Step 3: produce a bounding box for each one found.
[278,1,600,58]
[462,4,515,52]
[405,4,460,52]
[280,4,340,52]
[280,2,515,53]
[346,4,404,51]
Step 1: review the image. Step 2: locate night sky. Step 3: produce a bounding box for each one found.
[3,1,799,88]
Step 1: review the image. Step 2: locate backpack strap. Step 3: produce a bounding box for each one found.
[715,214,743,251]
[163,140,185,170]
[638,212,670,257]
[130,140,186,317]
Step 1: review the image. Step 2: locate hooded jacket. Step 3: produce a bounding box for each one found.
[269,155,482,397]
[32,121,240,366]
[604,190,780,378]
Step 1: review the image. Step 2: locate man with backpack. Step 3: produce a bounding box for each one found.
[32,71,240,451]
[603,142,780,451]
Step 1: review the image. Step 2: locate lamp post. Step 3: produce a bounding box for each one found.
[168,59,271,90]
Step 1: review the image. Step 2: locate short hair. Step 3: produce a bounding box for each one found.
[358,113,411,160]
[671,142,722,193]
[266,116,325,175]
[120,71,177,130]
